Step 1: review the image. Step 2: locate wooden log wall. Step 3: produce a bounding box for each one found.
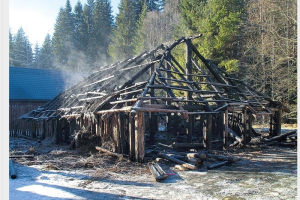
[269,110,282,137]
[9,102,45,137]
[227,110,253,144]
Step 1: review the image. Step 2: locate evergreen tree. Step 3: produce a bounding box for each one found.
[88,0,114,68]
[180,0,207,34]
[146,0,165,11]
[9,28,15,66]
[32,43,40,68]
[38,34,54,69]
[52,0,75,70]
[133,1,148,54]
[11,27,33,67]
[83,0,96,66]
[180,0,245,73]
[108,0,144,61]
[74,1,88,53]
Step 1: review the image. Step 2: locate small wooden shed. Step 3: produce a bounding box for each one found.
[20,35,285,162]
[10,66,86,136]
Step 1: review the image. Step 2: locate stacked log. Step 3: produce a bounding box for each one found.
[148,162,168,182]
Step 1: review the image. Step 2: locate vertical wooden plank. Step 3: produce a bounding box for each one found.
[104,117,110,136]
[128,114,135,161]
[56,119,62,144]
[165,59,173,144]
[173,113,178,138]
[186,39,193,142]
[249,112,253,137]
[149,112,155,145]
[119,113,126,154]
[207,114,212,149]
[203,114,212,149]
[223,110,229,150]
[31,121,36,138]
[269,114,274,136]
[64,121,70,141]
[242,110,247,144]
[167,113,173,144]
[186,39,193,88]
[186,115,194,143]
[274,110,282,136]
[217,114,222,139]
[149,63,155,144]
[135,112,145,163]
[112,113,120,153]
[42,120,46,140]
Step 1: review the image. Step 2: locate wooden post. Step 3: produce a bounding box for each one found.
[243,109,247,144]
[149,64,156,145]
[149,112,156,145]
[274,110,282,136]
[167,113,173,144]
[223,110,229,149]
[217,114,222,139]
[119,113,127,154]
[100,117,104,137]
[173,113,178,137]
[186,115,194,143]
[112,113,120,153]
[135,112,145,163]
[128,114,135,161]
[64,120,70,141]
[56,119,62,145]
[249,112,253,137]
[42,120,46,140]
[186,39,193,142]
[31,121,36,138]
[207,114,212,149]
[165,58,173,144]
[104,117,110,136]
[269,114,274,136]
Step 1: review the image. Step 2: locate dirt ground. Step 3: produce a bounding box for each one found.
[9,128,297,200]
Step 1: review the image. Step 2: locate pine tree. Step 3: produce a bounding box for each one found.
[133,1,148,54]
[9,28,15,66]
[108,0,144,61]
[11,27,33,67]
[146,0,165,11]
[180,0,245,72]
[38,34,54,69]
[32,43,40,68]
[74,1,88,53]
[88,0,114,68]
[52,0,75,70]
[83,0,96,66]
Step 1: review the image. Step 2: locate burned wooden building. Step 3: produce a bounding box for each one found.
[19,35,286,162]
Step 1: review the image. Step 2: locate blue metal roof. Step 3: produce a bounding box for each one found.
[9,67,86,100]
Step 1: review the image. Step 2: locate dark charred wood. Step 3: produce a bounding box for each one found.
[148,162,168,182]
[264,130,296,143]
[158,152,197,170]
[9,159,17,179]
[228,128,243,143]
[172,142,204,150]
[207,154,240,163]
[95,146,123,158]
[9,155,34,159]
[207,161,229,170]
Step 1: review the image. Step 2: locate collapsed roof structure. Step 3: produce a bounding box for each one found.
[20,34,285,162]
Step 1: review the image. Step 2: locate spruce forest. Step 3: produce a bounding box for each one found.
[9,0,297,122]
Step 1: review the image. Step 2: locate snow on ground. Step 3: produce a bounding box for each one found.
[9,129,298,200]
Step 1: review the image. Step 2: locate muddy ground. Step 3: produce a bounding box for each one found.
[9,128,297,200]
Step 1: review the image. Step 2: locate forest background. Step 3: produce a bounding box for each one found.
[9,0,297,122]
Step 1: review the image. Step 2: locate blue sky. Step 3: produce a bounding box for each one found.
[9,0,121,46]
